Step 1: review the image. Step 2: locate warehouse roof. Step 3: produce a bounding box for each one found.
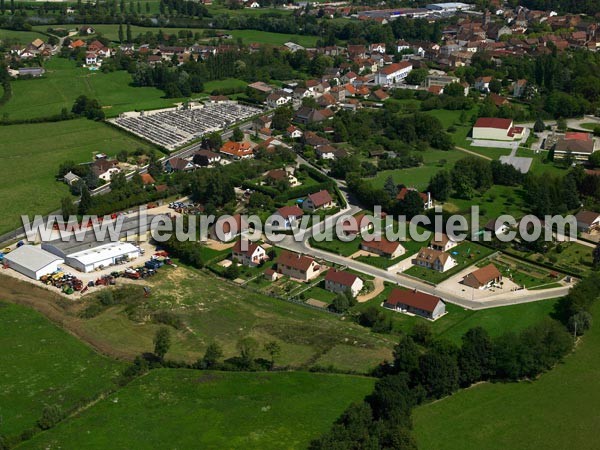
[4,245,63,272]
[68,242,139,266]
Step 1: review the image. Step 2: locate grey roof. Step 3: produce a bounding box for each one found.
[41,214,166,257]
[4,245,63,271]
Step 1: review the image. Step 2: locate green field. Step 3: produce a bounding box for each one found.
[227,29,318,47]
[1,58,179,121]
[76,266,396,373]
[413,301,600,450]
[352,283,558,343]
[22,369,374,450]
[0,119,155,234]
[0,28,46,44]
[369,148,466,191]
[203,77,248,93]
[0,302,124,439]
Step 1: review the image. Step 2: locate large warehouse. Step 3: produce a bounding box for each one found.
[3,245,64,280]
[42,237,141,273]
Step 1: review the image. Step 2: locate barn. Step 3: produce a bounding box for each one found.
[3,245,64,280]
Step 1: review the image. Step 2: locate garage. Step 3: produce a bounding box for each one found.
[3,245,64,280]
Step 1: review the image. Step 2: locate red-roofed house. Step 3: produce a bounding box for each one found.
[361,238,405,259]
[140,173,156,185]
[384,288,446,320]
[375,62,413,86]
[462,263,502,290]
[277,251,321,281]
[396,188,434,210]
[325,269,364,297]
[231,240,268,267]
[303,189,334,211]
[412,247,456,272]
[220,141,254,159]
[271,205,304,230]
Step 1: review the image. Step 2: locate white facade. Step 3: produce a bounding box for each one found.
[375,63,413,86]
[4,245,64,280]
[66,242,141,272]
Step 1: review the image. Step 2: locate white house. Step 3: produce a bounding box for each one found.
[412,247,456,272]
[286,125,303,139]
[266,91,292,108]
[231,240,268,267]
[429,233,458,252]
[277,251,321,282]
[271,205,304,230]
[474,76,493,92]
[4,245,64,280]
[324,269,364,297]
[575,210,600,233]
[375,62,413,86]
[303,190,334,211]
[384,288,446,320]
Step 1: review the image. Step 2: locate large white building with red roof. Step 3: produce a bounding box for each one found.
[472,118,524,141]
[375,62,413,86]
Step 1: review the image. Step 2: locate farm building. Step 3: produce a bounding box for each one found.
[462,263,502,290]
[324,269,364,297]
[3,245,64,280]
[384,288,446,320]
[472,118,524,141]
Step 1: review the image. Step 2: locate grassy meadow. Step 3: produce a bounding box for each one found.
[413,301,600,450]
[77,265,396,373]
[0,119,155,234]
[0,302,125,440]
[22,369,374,450]
[1,58,179,121]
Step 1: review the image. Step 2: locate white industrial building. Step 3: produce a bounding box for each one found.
[426,2,474,12]
[375,62,413,86]
[3,245,64,280]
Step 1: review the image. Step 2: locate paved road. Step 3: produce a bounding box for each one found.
[273,184,572,310]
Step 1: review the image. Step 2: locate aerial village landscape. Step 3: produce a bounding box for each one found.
[1,0,600,448]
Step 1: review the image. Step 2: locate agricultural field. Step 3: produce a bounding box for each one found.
[0,118,155,235]
[351,282,558,344]
[75,265,396,373]
[0,28,46,44]
[22,369,374,450]
[0,302,125,440]
[413,301,600,450]
[1,58,180,121]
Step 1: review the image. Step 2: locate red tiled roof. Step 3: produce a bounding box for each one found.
[140,173,155,185]
[379,61,412,75]
[277,205,304,219]
[474,117,513,130]
[278,250,316,271]
[462,263,502,288]
[396,188,428,203]
[232,239,261,257]
[386,288,442,313]
[361,238,401,255]
[307,189,333,207]
[325,269,359,287]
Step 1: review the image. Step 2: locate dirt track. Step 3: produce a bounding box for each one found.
[0,274,136,362]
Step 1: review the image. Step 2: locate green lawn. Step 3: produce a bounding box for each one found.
[413,301,600,450]
[352,283,557,343]
[0,302,125,439]
[78,265,396,373]
[0,119,155,234]
[22,369,374,450]
[203,77,248,93]
[404,242,495,284]
[1,58,179,121]
[369,149,466,191]
[227,29,318,47]
[0,28,46,44]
